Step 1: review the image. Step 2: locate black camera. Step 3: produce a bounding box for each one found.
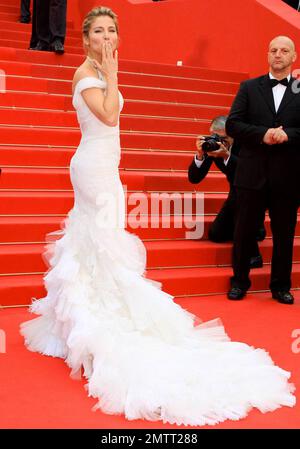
[202,133,226,153]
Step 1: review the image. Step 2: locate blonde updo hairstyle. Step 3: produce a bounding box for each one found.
[82,6,119,52]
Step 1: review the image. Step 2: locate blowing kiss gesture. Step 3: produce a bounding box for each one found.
[89,41,118,81]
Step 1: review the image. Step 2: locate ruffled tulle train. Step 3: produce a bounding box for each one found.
[20,74,295,426]
[20,207,296,427]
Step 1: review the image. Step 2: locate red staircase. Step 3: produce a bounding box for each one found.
[1,0,300,307]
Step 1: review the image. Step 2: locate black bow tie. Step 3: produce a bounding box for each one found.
[269,77,289,88]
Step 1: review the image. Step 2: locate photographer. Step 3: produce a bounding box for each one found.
[188,115,265,268]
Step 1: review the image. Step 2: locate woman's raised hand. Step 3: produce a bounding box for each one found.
[92,42,118,81]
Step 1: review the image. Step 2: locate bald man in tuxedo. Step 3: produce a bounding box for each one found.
[226,36,300,304]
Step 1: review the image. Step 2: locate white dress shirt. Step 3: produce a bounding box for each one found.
[269,72,291,112]
[194,145,231,168]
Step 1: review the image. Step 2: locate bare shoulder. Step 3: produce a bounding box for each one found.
[72,64,98,94]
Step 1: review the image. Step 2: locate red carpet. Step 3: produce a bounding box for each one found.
[0,292,299,429]
[1,0,300,430]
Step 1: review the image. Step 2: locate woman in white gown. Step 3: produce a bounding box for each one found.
[20,6,296,426]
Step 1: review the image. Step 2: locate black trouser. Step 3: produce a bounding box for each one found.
[29,0,37,48]
[282,0,300,10]
[35,0,67,46]
[208,192,265,259]
[231,185,298,291]
[20,0,31,21]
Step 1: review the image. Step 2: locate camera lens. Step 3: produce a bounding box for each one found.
[202,139,220,152]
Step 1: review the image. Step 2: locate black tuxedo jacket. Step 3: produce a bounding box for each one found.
[226,74,300,192]
[188,143,239,187]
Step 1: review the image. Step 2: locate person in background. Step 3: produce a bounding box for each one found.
[188,115,265,269]
[20,0,31,23]
[30,0,67,54]
[226,36,300,304]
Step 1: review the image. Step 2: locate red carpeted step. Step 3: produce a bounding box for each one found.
[0,12,19,21]
[0,216,64,243]
[0,57,240,95]
[0,0,19,7]
[0,168,152,190]
[0,5,19,14]
[122,101,229,121]
[0,190,226,215]
[0,108,78,128]
[0,215,210,243]
[121,150,195,170]
[119,60,248,83]
[0,46,81,67]
[0,91,68,111]
[0,38,28,49]
[1,90,229,120]
[147,238,300,268]
[0,39,84,54]
[148,264,300,297]
[0,167,228,192]
[2,263,300,306]
[0,126,196,151]
[2,238,300,275]
[0,125,81,147]
[0,108,210,135]
[0,60,77,80]
[0,145,195,170]
[0,13,73,27]
[3,76,49,93]
[0,20,81,37]
[0,47,247,82]
[2,75,235,107]
[0,146,75,167]
[144,172,229,192]
[113,72,239,95]
[0,274,46,307]
[0,191,74,214]
[0,30,81,47]
[116,85,232,107]
[1,214,299,244]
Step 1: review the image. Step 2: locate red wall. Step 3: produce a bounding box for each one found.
[67,0,300,77]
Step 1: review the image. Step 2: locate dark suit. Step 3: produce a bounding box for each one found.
[282,1,300,10]
[20,0,31,21]
[226,74,300,291]
[188,144,265,246]
[29,0,37,48]
[33,0,67,47]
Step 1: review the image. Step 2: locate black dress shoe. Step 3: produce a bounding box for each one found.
[19,17,31,24]
[272,290,294,305]
[227,287,247,300]
[31,41,49,51]
[50,40,64,54]
[250,255,263,269]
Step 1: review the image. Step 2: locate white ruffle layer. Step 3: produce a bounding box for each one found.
[20,209,296,426]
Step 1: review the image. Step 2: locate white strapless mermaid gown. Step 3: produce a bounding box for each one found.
[20,75,296,426]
